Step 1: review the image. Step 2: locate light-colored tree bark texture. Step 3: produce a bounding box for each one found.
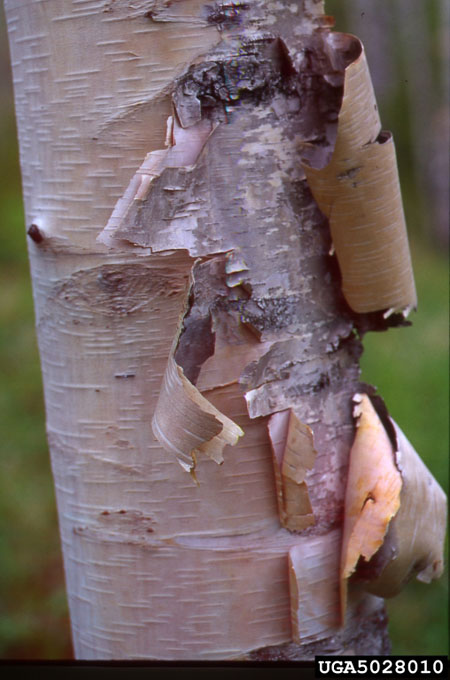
[5,0,446,660]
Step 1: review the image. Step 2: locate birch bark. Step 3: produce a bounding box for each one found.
[5,0,400,660]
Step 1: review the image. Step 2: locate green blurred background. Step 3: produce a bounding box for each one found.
[0,0,448,659]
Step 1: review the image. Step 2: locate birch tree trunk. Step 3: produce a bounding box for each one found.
[5,0,444,661]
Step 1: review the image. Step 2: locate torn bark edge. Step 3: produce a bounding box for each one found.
[97,113,244,478]
[97,113,217,251]
[151,268,244,481]
[302,32,417,316]
[340,393,402,614]
[152,351,244,481]
[268,409,316,532]
[340,393,447,621]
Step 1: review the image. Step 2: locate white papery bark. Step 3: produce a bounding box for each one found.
[5,0,421,660]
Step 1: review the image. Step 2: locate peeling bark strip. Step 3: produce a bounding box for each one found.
[8,0,439,661]
[377,421,447,594]
[100,116,216,250]
[153,316,244,475]
[268,409,316,531]
[340,394,402,620]
[340,394,446,620]
[302,33,417,315]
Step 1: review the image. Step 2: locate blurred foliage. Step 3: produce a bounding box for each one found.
[0,0,447,661]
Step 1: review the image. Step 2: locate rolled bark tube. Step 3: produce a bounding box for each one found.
[303,34,417,315]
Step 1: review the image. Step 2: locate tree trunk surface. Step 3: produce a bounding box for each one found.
[5,0,392,659]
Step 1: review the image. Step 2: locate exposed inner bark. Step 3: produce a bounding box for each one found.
[344,402,446,602]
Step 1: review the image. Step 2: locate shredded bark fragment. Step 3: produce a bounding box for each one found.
[302,33,417,314]
[98,119,247,476]
[197,310,272,391]
[268,409,316,531]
